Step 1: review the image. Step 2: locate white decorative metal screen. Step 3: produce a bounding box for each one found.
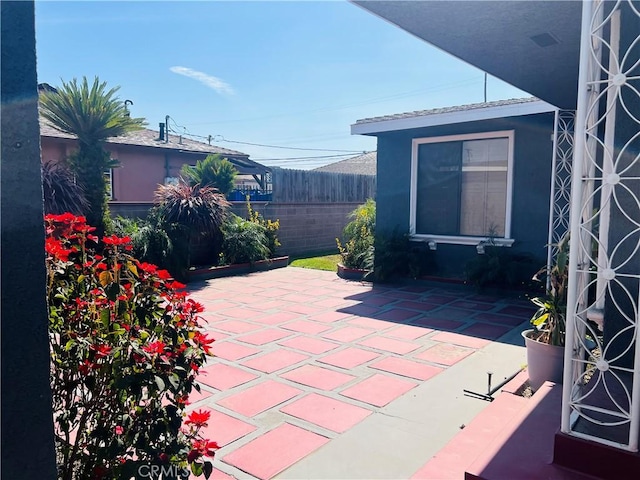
[547,110,575,271]
[562,0,640,451]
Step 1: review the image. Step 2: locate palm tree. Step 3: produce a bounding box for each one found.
[180,154,238,196]
[40,76,145,234]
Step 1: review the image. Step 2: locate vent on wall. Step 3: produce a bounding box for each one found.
[530,32,560,47]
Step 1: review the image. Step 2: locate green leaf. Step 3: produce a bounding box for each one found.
[532,313,549,326]
[100,308,110,327]
[64,339,75,351]
[154,375,166,391]
[168,374,179,391]
[191,462,203,477]
[203,461,213,479]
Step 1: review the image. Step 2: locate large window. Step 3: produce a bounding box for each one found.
[410,131,514,244]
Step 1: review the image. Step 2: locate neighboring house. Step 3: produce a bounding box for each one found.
[39,118,271,203]
[313,151,377,175]
[354,0,640,473]
[352,97,556,276]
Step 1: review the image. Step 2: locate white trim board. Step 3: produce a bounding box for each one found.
[351,100,557,135]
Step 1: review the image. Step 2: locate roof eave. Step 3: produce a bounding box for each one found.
[351,100,557,135]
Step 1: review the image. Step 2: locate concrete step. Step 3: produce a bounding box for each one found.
[410,372,530,479]
[411,374,598,480]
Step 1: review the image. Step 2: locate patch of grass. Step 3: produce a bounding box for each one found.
[290,254,342,271]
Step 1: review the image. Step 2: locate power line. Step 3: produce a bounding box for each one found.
[252,152,368,162]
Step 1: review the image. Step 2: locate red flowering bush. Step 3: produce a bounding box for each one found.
[45,213,216,479]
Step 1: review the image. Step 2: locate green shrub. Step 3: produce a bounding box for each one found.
[373,231,436,281]
[336,199,375,270]
[246,198,280,257]
[465,246,539,290]
[113,215,176,277]
[180,154,238,196]
[221,214,270,265]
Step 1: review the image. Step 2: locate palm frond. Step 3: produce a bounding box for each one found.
[40,76,145,145]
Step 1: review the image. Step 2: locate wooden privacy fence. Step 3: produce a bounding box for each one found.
[271,167,376,203]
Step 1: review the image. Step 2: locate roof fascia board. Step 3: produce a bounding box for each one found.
[351,100,558,135]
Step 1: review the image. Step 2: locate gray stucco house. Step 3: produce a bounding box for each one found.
[352,97,557,277]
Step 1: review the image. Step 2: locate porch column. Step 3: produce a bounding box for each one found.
[1,0,57,477]
[562,0,640,451]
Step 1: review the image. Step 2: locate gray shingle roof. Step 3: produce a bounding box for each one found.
[39,117,271,175]
[39,117,247,157]
[314,151,376,175]
[354,97,540,125]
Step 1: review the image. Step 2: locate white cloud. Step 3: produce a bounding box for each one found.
[169,66,234,95]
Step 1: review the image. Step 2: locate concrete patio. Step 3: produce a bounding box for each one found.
[186,266,535,480]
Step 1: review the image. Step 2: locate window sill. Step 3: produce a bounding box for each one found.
[409,234,514,250]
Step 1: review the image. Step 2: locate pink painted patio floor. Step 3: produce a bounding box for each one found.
[186,267,534,480]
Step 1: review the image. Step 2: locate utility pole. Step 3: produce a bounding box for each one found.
[484,72,488,102]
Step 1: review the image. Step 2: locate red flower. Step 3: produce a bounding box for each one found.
[102,235,131,246]
[114,425,124,435]
[143,341,166,355]
[157,269,172,280]
[188,439,219,462]
[78,359,97,375]
[167,281,186,290]
[185,409,211,427]
[92,344,112,358]
[193,332,215,355]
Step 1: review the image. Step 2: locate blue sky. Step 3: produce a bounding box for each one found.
[35,1,528,169]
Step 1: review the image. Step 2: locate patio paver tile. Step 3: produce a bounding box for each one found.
[187,386,214,405]
[280,393,372,433]
[357,336,421,355]
[415,343,475,366]
[347,317,395,330]
[411,317,466,331]
[279,336,341,354]
[241,349,310,374]
[211,342,261,361]
[497,305,536,317]
[387,324,433,340]
[459,323,513,340]
[363,295,398,307]
[339,304,381,317]
[309,311,353,323]
[318,347,381,369]
[280,364,356,390]
[218,308,264,320]
[197,363,258,390]
[217,380,302,417]
[369,357,444,381]
[376,309,421,322]
[430,331,490,349]
[420,294,458,305]
[340,373,417,407]
[321,326,374,342]
[429,307,476,320]
[283,303,325,315]
[281,320,332,335]
[252,312,301,326]
[395,301,440,312]
[236,329,293,345]
[449,300,496,311]
[222,423,329,480]
[474,312,529,327]
[197,407,257,447]
[214,320,262,334]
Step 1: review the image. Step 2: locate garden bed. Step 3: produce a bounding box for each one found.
[188,256,289,281]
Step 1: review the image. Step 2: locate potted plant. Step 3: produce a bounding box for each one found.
[336,200,375,280]
[522,234,568,391]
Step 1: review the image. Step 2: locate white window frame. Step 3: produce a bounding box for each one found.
[104,168,114,200]
[409,130,515,247]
